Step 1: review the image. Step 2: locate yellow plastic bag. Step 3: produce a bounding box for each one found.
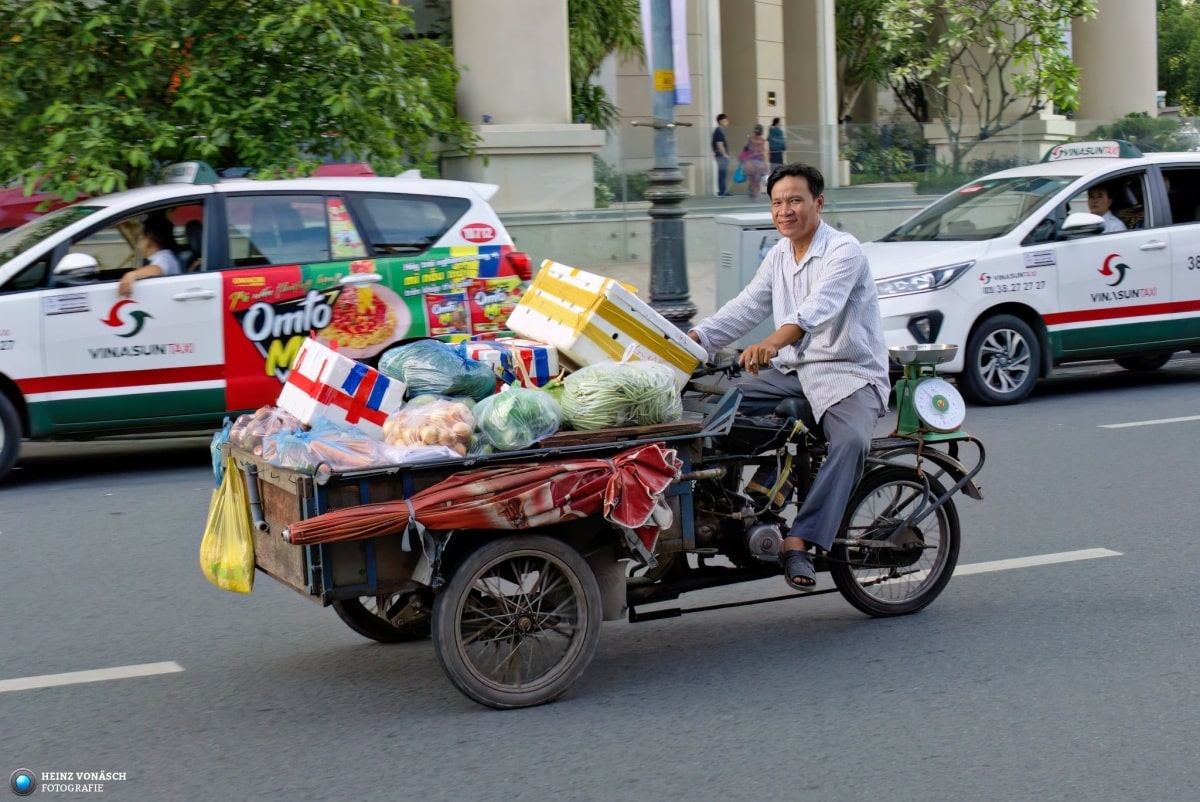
[199,459,256,593]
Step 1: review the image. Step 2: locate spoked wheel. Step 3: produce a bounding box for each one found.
[830,468,960,617]
[432,536,602,709]
[332,591,432,643]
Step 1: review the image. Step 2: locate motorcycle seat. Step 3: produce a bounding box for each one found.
[774,397,820,435]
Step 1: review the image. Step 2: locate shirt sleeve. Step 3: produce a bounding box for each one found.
[149,250,183,276]
[691,248,776,354]
[793,237,867,334]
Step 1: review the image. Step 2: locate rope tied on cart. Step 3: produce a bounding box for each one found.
[281,443,682,547]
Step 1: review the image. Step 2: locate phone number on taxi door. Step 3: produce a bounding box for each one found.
[982,280,1046,295]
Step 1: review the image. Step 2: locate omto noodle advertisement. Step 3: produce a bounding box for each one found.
[222,248,505,409]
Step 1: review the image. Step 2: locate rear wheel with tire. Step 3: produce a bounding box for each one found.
[433,535,603,709]
[830,467,960,617]
[1115,353,1172,372]
[332,592,432,643]
[0,393,21,482]
[958,314,1040,405]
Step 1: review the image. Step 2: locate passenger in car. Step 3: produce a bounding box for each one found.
[118,214,182,297]
[1087,184,1128,234]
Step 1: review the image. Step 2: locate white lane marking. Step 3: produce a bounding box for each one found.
[956,548,1122,576]
[1099,415,1200,429]
[0,661,183,694]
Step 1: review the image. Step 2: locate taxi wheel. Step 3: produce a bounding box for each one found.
[1115,353,1173,372]
[958,314,1040,406]
[0,393,20,482]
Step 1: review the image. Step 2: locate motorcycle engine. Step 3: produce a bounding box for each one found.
[744,522,785,562]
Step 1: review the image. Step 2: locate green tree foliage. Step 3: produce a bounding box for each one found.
[1089,112,1200,152]
[568,0,643,130]
[880,0,1098,171]
[1158,0,1200,113]
[0,0,475,199]
[835,0,891,120]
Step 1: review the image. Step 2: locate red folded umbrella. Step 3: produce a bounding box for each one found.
[283,443,681,546]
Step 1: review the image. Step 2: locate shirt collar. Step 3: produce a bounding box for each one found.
[789,220,830,270]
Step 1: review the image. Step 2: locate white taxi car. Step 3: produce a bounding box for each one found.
[0,162,530,480]
[864,140,1200,404]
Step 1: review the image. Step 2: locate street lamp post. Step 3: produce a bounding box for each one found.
[638,0,696,330]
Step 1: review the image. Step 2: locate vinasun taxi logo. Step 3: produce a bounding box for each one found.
[92,300,196,359]
[100,299,153,338]
[1092,253,1157,302]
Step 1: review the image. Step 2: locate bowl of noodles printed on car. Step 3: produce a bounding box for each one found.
[318,280,411,360]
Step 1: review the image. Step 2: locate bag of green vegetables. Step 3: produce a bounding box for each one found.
[560,362,682,431]
[473,384,563,451]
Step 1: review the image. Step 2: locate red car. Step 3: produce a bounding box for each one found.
[0,179,69,233]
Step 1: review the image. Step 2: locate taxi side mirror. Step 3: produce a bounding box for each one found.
[1060,212,1106,239]
[53,252,100,284]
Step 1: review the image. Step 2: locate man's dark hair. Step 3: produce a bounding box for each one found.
[142,213,176,252]
[767,162,824,199]
[716,113,728,124]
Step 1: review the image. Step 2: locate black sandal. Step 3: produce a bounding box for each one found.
[781,549,816,592]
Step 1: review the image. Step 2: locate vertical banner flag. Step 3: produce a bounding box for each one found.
[671,0,691,105]
[640,0,691,105]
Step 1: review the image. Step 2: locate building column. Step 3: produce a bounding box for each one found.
[1073,0,1158,124]
[441,0,605,213]
[781,0,840,186]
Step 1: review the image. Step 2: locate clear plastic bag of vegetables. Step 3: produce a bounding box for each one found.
[377,340,497,402]
[560,361,683,430]
[473,385,563,451]
[381,399,476,457]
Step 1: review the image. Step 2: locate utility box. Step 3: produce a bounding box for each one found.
[714,212,781,348]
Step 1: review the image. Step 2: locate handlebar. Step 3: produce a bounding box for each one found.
[690,358,742,381]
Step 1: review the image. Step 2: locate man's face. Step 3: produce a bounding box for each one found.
[1087,186,1113,215]
[771,175,824,241]
[719,117,729,128]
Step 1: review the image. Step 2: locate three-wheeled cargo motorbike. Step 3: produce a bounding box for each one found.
[226,343,984,709]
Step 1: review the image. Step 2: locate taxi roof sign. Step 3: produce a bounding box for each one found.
[1041,140,1143,163]
[160,161,219,185]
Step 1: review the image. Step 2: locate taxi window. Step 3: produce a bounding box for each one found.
[352,194,469,255]
[66,202,204,282]
[0,205,100,265]
[1064,172,1148,232]
[1161,167,1200,225]
[226,195,329,267]
[882,176,1074,242]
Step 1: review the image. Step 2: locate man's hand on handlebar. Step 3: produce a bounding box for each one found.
[739,343,780,375]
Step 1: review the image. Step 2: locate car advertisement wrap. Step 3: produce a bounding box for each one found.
[221,246,508,410]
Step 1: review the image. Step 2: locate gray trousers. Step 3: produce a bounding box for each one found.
[736,369,882,550]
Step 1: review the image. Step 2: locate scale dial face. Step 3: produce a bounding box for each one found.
[912,378,966,432]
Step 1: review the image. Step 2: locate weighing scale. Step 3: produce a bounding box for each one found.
[890,344,969,441]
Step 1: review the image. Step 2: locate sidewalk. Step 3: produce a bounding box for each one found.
[565,260,719,322]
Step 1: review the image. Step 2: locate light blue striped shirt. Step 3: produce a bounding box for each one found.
[692,221,890,421]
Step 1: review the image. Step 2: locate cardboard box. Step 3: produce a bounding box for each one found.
[459,338,559,388]
[277,337,406,439]
[506,260,706,388]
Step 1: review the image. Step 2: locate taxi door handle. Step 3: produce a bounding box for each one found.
[172,289,217,301]
[1138,241,1167,252]
[339,273,383,287]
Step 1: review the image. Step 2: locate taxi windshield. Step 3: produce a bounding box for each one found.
[881,175,1075,242]
[0,205,101,264]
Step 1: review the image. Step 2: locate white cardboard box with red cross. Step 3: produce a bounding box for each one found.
[277,336,406,440]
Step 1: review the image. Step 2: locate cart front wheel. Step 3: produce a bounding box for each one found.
[830,468,960,617]
[433,535,602,709]
[332,592,431,643]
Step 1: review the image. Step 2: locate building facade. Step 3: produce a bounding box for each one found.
[444,0,1157,212]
